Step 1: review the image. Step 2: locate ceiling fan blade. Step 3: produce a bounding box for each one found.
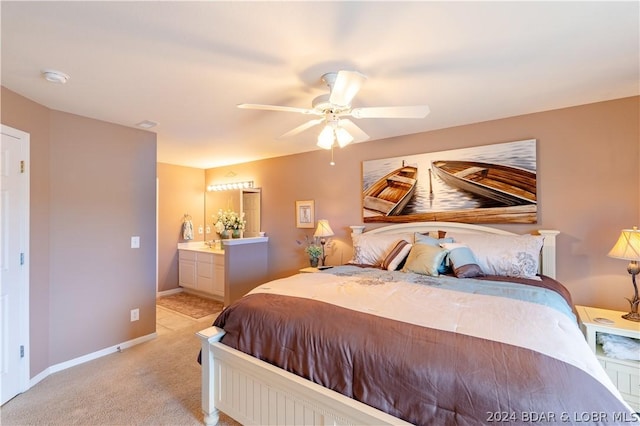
[339,119,369,143]
[351,105,431,119]
[237,103,317,115]
[329,71,367,107]
[279,118,324,139]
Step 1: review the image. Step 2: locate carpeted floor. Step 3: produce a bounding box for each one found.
[1,306,240,426]
[157,292,224,319]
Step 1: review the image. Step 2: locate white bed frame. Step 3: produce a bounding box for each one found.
[196,222,559,425]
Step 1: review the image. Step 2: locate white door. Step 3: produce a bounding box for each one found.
[1,125,30,405]
[241,190,261,237]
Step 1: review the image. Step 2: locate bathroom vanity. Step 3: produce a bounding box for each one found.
[178,237,268,306]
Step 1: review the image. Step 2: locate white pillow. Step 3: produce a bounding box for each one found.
[447,233,544,279]
[349,232,413,266]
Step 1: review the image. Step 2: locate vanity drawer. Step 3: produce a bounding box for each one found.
[179,250,197,261]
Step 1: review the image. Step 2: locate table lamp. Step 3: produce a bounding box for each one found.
[608,226,640,322]
[314,219,334,267]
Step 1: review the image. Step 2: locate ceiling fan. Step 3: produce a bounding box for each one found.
[238,70,430,150]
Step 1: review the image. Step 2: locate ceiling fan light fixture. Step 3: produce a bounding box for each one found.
[317,125,334,149]
[335,127,353,148]
[239,69,425,147]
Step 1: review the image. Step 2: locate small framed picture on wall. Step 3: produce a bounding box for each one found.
[295,200,314,228]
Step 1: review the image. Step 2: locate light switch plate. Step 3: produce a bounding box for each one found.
[131,236,140,248]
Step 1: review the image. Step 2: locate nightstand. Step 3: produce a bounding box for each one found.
[575,305,640,411]
[299,266,333,273]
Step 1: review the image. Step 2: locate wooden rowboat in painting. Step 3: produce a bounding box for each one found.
[431,160,536,206]
[363,165,418,217]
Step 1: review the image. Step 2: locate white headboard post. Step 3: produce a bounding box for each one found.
[537,230,559,279]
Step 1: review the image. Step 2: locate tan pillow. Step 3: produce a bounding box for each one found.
[402,244,449,276]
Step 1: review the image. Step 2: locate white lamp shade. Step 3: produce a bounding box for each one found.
[608,227,640,260]
[335,127,353,147]
[317,125,334,149]
[314,219,334,238]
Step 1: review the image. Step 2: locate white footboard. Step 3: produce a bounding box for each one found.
[196,326,410,426]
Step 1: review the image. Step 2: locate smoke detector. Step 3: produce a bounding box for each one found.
[41,69,70,84]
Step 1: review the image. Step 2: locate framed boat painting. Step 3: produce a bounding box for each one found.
[362,139,537,224]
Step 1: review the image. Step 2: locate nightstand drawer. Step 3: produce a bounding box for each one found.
[598,356,640,410]
[576,305,640,412]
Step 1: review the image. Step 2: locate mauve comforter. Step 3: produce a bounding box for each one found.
[212,266,637,425]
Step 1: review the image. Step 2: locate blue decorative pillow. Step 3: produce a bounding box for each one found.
[440,243,483,278]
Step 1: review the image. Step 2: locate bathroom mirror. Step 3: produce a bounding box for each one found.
[205,188,261,240]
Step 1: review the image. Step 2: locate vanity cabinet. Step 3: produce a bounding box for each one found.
[178,250,197,289]
[178,237,269,306]
[213,254,225,297]
[178,249,224,298]
[196,252,216,296]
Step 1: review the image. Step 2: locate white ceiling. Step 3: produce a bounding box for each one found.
[2,1,638,169]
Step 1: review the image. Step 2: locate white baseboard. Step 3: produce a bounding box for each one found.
[29,332,157,388]
[157,287,183,297]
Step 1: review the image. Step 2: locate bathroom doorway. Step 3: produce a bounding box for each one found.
[241,189,261,237]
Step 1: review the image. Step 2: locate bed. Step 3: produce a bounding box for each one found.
[197,222,637,425]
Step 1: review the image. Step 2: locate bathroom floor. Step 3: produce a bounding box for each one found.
[156,303,219,335]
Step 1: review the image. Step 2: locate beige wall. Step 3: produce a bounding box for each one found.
[202,96,639,312]
[157,163,204,292]
[4,84,637,377]
[2,87,157,376]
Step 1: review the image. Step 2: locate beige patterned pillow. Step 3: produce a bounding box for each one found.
[349,232,413,266]
[447,233,544,279]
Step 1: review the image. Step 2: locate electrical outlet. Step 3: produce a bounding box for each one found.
[130,308,139,322]
[131,236,140,248]
[198,226,203,234]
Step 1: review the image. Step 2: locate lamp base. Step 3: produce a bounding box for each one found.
[621,311,640,322]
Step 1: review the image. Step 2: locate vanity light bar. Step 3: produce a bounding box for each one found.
[207,180,254,191]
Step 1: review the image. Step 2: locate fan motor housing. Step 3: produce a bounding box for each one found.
[312,94,349,114]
